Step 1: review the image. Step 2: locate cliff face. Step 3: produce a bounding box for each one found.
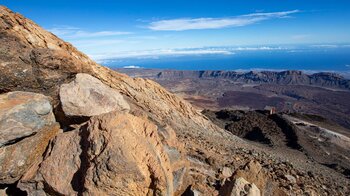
[156,70,350,90]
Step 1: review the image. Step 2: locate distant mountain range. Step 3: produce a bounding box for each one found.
[118,69,350,90]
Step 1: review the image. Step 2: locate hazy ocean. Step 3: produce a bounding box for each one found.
[103,47,350,77]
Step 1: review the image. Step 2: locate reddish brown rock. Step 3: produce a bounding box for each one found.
[18,111,189,195]
[84,112,178,195]
[18,129,82,195]
[158,125,189,195]
[228,160,284,196]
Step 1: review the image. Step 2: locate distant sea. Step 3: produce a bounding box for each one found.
[102,46,350,78]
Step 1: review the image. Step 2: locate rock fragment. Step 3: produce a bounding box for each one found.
[59,73,130,117]
[0,91,55,147]
[284,174,297,184]
[0,91,59,184]
[18,129,82,195]
[220,177,261,196]
[221,167,233,178]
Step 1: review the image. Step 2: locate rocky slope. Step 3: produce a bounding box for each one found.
[0,6,349,196]
[203,110,350,179]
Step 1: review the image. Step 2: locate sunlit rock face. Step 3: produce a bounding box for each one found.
[59,73,130,117]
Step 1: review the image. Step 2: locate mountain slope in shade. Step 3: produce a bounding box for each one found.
[0,6,349,195]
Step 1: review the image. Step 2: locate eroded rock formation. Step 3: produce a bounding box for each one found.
[19,111,188,195]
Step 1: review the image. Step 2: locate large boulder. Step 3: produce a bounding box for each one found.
[18,129,82,195]
[234,161,267,192]
[0,91,55,147]
[59,73,130,117]
[0,91,59,184]
[220,160,283,196]
[19,111,188,195]
[220,177,261,196]
[83,111,183,195]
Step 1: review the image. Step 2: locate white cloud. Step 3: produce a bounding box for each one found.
[123,65,142,69]
[148,10,299,31]
[232,46,285,51]
[346,64,350,67]
[311,44,339,48]
[90,46,291,61]
[47,26,132,39]
[310,44,350,49]
[91,48,234,61]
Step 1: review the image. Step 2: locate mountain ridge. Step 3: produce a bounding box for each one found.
[123,69,350,90]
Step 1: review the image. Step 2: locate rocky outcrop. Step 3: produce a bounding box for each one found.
[0,91,59,184]
[0,124,59,184]
[59,73,130,117]
[18,129,82,195]
[19,111,188,195]
[0,6,103,101]
[219,160,279,196]
[234,161,267,193]
[220,177,260,196]
[84,111,186,195]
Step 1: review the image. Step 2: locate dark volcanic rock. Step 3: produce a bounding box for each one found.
[203,110,292,148]
[203,109,350,182]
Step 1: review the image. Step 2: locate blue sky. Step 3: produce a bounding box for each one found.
[2,0,350,61]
